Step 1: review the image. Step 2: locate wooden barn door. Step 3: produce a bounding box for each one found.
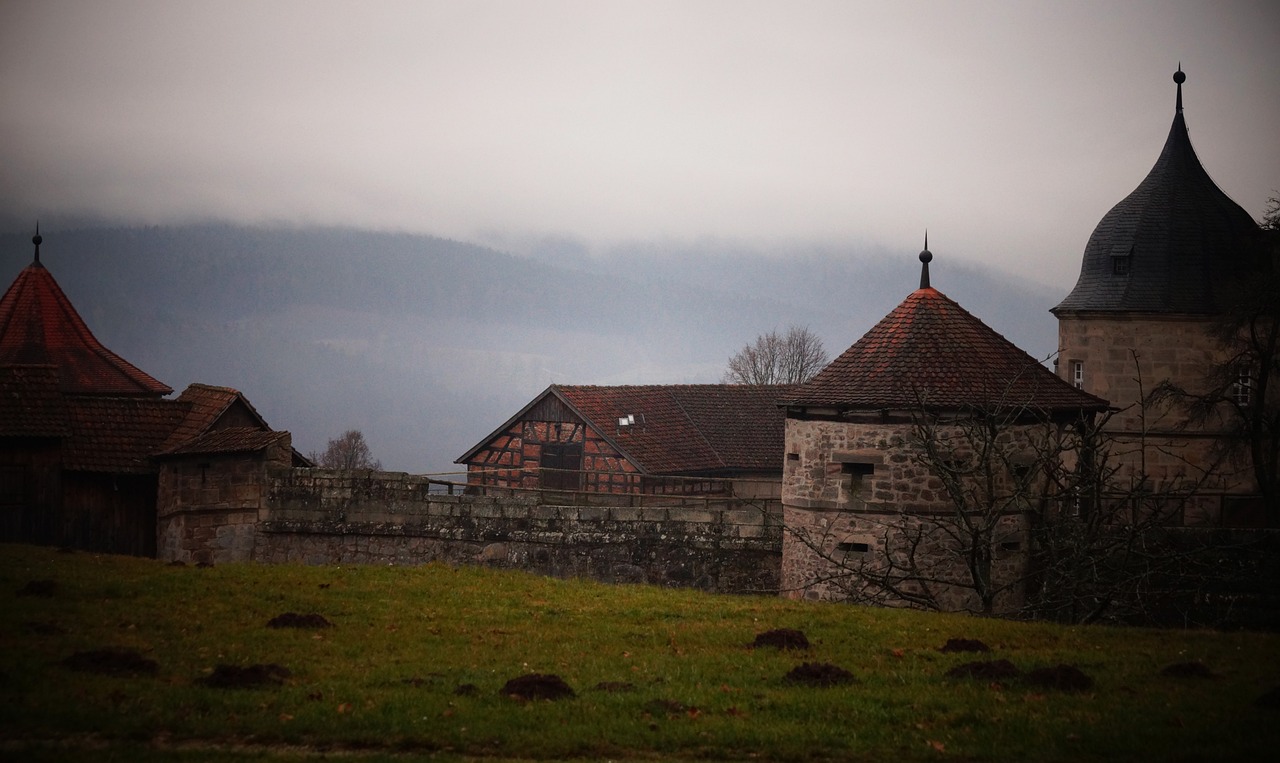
[540,443,583,490]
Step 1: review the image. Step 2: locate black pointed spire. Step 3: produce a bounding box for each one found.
[1174,64,1185,113]
[918,232,933,289]
[32,222,42,265]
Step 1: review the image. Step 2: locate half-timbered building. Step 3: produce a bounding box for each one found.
[457,383,793,497]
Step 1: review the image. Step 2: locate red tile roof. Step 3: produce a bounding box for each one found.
[460,384,793,475]
[160,426,290,457]
[782,287,1109,414]
[62,397,187,473]
[0,260,172,396]
[160,383,268,451]
[0,365,71,437]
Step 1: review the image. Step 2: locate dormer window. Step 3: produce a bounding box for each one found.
[1110,243,1133,276]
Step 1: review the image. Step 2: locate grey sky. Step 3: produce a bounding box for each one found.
[2,0,1277,288]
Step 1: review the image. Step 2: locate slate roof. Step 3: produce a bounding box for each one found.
[0,248,172,396]
[1053,69,1262,315]
[458,384,794,475]
[782,285,1109,415]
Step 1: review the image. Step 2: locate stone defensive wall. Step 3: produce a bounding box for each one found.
[158,464,783,595]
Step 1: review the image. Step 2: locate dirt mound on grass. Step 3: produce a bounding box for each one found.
[783,662,858,687]
[1161,661,1218,679]
[267,612,332,629]
[1025,664,1093,692]
[62,648,158,676]
[17,579,58,597]
[939,638,991,653]
[945,659,1021,681]
[750,628,810,650]
[500,673,575,701]
[199,663,291,689]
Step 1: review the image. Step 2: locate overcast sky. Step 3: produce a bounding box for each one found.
[2,0,1277,288]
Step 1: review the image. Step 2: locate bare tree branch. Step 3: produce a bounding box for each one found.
[724,326,829,385]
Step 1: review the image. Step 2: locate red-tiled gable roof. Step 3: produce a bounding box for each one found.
[160,383,268,451]
[160,427,290,457]
[0,365,71,437]
[0,261,172,396]
[62,397,187,473]
[782,288,1109,414]
[557,384,793,475]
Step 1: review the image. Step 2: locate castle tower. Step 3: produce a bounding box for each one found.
[0,230,172,396]
[780,245,1106,610]
[1051,68,1267,525]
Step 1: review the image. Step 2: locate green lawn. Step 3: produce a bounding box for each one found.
[2,543,1278,761]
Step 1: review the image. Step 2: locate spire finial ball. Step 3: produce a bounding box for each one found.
[32,233,42,247]
[1173,68,1185,85]
[919,249,933,264]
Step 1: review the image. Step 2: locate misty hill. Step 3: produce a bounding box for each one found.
[0,225,1066,473]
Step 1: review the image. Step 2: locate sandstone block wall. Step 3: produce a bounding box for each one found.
[158,465,783,594]
[781,417,1034,610]
[1057,314,1260,522]
[156,440,292,565]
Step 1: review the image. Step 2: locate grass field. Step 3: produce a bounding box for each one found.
[2,543,1279,761]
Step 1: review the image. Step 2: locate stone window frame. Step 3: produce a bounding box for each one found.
[1233,363,1253,408]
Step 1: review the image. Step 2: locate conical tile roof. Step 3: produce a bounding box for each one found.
[0,236,172,396]
[784,256,1108,415]
[1053,68,1261,315]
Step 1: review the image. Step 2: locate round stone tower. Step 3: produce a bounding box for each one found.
[1051,68,1267,525]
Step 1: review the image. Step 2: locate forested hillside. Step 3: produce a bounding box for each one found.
[0,225,1062,472]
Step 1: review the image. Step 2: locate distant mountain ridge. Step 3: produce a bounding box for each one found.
[0,224,1063,473]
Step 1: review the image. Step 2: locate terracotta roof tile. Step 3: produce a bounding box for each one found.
[0,364,71,436]
[0,260,171,396]
[783,288,1109,414]
[62,397,187,473]
[160,426,290,456]
[556,384,793,474]
[160,383,266,451]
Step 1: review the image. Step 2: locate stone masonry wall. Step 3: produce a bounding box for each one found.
[156,440,293,565]
[159,466,783,594]
[781,417,1032,611]
[1057,314,1259,524]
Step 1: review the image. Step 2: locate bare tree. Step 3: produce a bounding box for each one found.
[723,326,829,385]
[777,369,1275,626]
[312,429,382,470]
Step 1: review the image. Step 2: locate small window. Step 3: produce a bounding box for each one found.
[1233,365,1253,408]
[1071,361,1084,389]
[840,462,875,477]
[786,452,799,461]
[837,541,871,557]
[1111,255,1131,276]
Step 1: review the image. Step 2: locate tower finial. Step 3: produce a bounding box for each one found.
[1173,64,1185,113]
[32,222,42,265]
[918,231,933,290]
